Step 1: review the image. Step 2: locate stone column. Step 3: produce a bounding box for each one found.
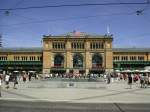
[66,40,72,73]
[105,50,113,71]
[85,40,91,75]
[43,51,51,74]
[85,69,89,75]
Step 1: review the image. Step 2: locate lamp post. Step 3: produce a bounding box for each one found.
[104,34,107,74]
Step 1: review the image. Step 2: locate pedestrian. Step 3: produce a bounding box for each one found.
[148,75,150,85]
[128,74,132,89]
[13,75,18,89]
[5,74,10,89]
[106,73,111,84]
[23,74,27,83]
[143,74,149,88]
[0,75,2,97]
[28,73,31,81]
[140,75,144,88]
[133,74,138,83]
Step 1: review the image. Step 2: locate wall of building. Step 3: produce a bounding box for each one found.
[113,52,148,61]
[0,51,42,73]
[42,35,113,74]
[0,53,42,61]
[113,51,150,70]
[1,34,150,74]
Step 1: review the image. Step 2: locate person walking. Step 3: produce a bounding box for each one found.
[143,74,149,88]
[13,75,18,89]
[140,75,144,88]
[106,73,111,84]
[128,74,132,89]
[5,74,10,89]
[23,74,27,83]
[148,75,150,85]
[28,73,31,81]
[0,75,2,97]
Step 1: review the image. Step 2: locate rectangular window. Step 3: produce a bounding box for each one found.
[37,56,40,61]
[90,42,104,49]
[130,56,136,61]
[138,56,144,61]
[113,56,120,61]
[72,42,84,49]
[90,43,92,49]
[14,56,20,61]
[53,42,65,49]
[121,56,128,61]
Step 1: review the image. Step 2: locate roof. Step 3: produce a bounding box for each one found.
[43,31,113,38]
[0,47,42,53]
[60,31,103,36]
[113,48,150,52]
[0,47,150,53]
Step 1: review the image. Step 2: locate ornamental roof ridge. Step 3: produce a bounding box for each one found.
[43,31,113,38]
[60,31,103,37]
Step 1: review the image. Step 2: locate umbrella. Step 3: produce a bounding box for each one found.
[122,70,132,73]
[115,70,120,72]
[29,71,35,73]
[143,69,150,72]
[134,70,140,72]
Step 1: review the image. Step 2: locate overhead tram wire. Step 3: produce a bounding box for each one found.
[0,12,135,28]
[4,0,25,15]
[1,0,149,26]
[0,2,149,11]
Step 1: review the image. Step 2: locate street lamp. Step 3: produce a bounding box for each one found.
[104,34,107,74]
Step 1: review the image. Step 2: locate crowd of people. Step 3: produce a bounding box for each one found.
[0,72,38,90]
[108,72,150,89]
[0,71,150,97]
[44,73,88,79]
[127,73,150,89]
[43,72,150,89]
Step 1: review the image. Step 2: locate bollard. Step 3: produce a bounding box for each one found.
[69,82,74,87]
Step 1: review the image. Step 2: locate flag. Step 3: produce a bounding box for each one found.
[73,30,80,36]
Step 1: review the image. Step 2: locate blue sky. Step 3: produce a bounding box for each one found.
[0,0,150,48]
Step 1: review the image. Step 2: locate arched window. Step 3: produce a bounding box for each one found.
[73,53,83,68]
[92,53,103,68]
[54,54,64,68]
